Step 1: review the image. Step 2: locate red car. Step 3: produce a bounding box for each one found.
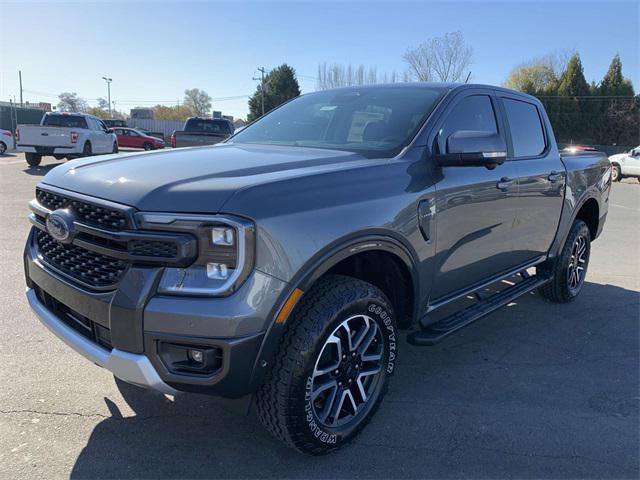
[112,128,165,150]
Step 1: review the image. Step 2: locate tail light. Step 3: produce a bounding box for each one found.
[170,134,176,148]
[70,132,78,143]
[15,128,19,142]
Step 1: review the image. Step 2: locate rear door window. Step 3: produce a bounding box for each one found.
[503,98,546,157]
[438,95,498,153]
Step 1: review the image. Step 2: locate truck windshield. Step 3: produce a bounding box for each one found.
[43,115,88,129]
[185,119,231,134]
[231,86,445,158]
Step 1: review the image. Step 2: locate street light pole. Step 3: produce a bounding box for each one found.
[253,67,266,117]
[102,76,112,117]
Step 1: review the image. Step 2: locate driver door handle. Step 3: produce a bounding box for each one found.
[496,177,514,191]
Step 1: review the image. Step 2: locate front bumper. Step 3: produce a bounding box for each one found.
[24,227,287,397]
[27,287,178,395]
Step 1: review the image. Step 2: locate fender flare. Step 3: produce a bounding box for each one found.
[248,234,420,390]
[549,191,601,260]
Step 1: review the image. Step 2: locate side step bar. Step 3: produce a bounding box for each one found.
[408,272,552,346]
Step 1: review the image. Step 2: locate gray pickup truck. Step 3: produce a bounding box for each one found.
[24,83,610,455]
[170,117,234,148]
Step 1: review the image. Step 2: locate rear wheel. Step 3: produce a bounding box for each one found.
[81,141,92,158]
[256,275,397,455]
[538,219,591,303]
[611,164,621,182]
[0,141,6,155]
[25,152,42,167]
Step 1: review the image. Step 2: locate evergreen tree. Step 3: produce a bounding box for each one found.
[596,54,638,145]
[554,54,591,143]
[248,64,301,122]
[557,54,590,96]
[599,54,635,97]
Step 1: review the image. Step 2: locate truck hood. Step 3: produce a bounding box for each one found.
[41,143,374,213]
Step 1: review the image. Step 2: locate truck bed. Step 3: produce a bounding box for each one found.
[17,125,78,149]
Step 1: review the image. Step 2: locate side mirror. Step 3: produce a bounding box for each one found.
[436,130,507,168]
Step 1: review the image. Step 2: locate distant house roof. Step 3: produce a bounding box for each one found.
[233,119,247,127]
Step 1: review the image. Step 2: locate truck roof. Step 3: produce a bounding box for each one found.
[304,82,540,103]
[44,112,102,119]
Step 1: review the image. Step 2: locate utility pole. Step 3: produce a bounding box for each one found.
[253,67,266,116]
[19,71,23,107]
[102,76,112,117]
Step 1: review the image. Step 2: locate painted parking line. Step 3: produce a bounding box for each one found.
[610,203,638,211]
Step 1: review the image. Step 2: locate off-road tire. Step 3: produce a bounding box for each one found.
[611,164,621,182]
[256,275,398,455]
[25,152,42,167]
[538,219,591,303]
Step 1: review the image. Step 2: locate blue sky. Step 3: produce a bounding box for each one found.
[1,0,637,119]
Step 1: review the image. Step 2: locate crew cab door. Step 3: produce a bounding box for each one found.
[497,94,566,265]
[86,117,103,152]
[429,90,520,301]
[96,119,112,153]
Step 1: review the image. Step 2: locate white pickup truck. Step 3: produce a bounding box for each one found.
[609,146,640,182]
[17,112,118,167]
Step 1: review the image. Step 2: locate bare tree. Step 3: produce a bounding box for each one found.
[404,31,473,82]
[183,88,212,116]
[316,63,402,90]
[57,92,88,112]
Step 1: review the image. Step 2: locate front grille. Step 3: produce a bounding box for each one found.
[32,188,197,289]
[36,188,129,230]
[129,239,178,258]
[35,287,112,350]
[37,230,128,288]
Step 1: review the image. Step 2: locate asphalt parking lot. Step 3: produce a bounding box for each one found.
[0,152,638,479]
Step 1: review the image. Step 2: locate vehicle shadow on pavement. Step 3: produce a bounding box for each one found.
[70,281,639,479]
[23,163,64,176]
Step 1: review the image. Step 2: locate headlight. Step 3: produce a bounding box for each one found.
[136,213,255,296]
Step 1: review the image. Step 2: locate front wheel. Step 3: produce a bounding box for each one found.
[538,219,591,303]
[256,275,397,455]
[25,152,42,167]
[143,142,153,151]
[112,142,119,154]
[611,164,621,182]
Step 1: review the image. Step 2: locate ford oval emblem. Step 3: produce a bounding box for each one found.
[46,209,76,244]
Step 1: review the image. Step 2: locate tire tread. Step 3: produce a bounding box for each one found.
[256,274,393,455]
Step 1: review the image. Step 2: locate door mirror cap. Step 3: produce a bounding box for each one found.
[436,130,507,168]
